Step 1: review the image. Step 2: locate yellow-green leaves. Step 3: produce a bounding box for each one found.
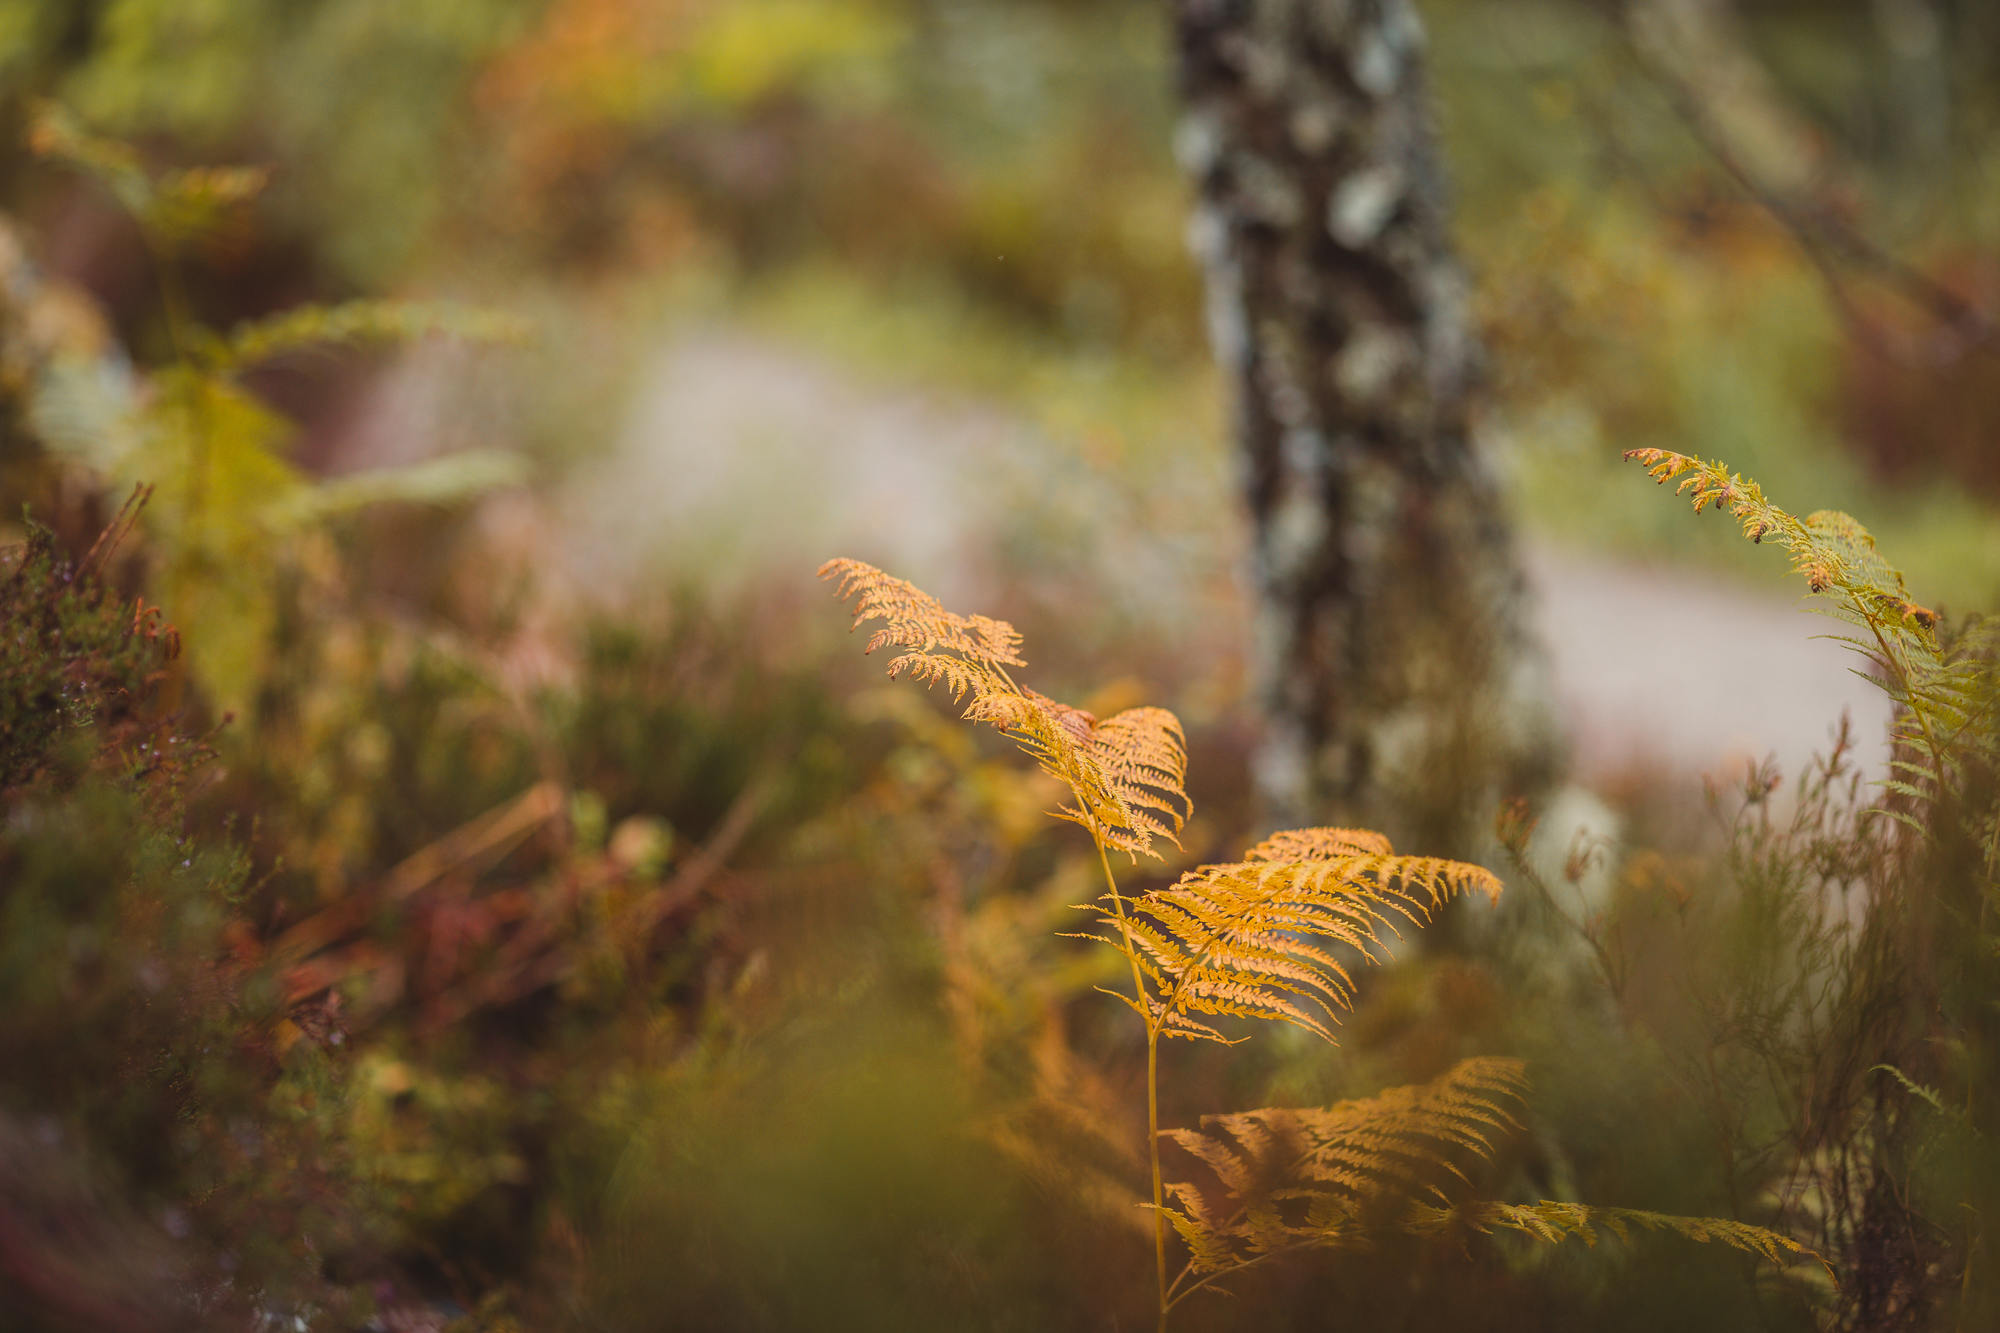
[18,107,530,715]
[215,300,532,373]
[29,99,268,254]
[1624,448,1994,852]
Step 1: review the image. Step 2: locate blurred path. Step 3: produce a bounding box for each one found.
[554,331,1890,787]
[1522,544,1889,786]
[558,334,1015,611]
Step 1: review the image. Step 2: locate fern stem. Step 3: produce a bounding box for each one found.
[146,238,209,536]
[1149,1026,1166,1332]
[1166,1244,1298,1312]
[1093,834,1168,1331]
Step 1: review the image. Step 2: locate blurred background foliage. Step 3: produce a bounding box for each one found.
[1,0,1998,1329]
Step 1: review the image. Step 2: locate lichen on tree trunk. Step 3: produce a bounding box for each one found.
[1173,0,1557,841]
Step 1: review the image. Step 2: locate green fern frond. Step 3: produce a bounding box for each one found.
[1622,450,1933,625]
[1094,835,1502,1044]
[216,300,532,370]
[1871,1063,1954,1119]
[28,100,269,251]
[1624,449,1996,846]
[145,165,271,250]
[26,99,151,216]
[277,451,528,521]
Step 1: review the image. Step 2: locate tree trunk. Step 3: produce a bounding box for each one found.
[1171,0,1556,840]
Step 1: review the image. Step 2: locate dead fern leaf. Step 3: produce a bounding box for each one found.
[1244,828,1394,860]
[1079,833,1503,1044]
[1166,1058,1529,1240]
[1073,706,1191,856]
[1162,1059,1830,1308]
[821,558,1190,859]
[820,557,1026,671]
[1159,1058,1530,1296]
[821,554,1832,1324]
[1428,1200,1833,1278]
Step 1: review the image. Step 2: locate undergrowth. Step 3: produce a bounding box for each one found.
[821,556,1824,1329]
[1586,448,2000,1329]
[6,83,1998,1333]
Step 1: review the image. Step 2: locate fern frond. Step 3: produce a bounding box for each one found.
[1091,835,1500,1043]
[28,100,268,250]
[1871,1063,1953,1119]
[277,452,527,522]
[1244,827,1394,860]
[1623,448,1801,549]
[216,300,531,370]
[1620,452,1937,654]
[27,99,151,215]
[820,558,1027,668]
[1163,1182,1239,1272]
[1162,1058,1530,1280]
[821,558,1191,859]
[1623,450,1997,853]
[1070,706,1191,855]
[1435,1201,1831,1277]
[1163,1059,1830,1306]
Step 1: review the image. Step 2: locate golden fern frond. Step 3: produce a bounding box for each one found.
[1160,1058,1529,1287]
[961,688,1143,848]
[1083,834,1502,1043]
[821,558,1190,859]
[1162,1060,1830,1308]
[1244,827,1394,860]
[1163,1181,1240,1273]
[1424,1200,1832,1278]
[1168,1057,1528,1220]
[1071,706,1191,855]
[820,558,1027,669]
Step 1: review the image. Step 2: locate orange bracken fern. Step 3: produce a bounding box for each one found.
[822,557,1827,1329]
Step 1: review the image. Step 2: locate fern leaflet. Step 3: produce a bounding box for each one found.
[1625,449,1998,858]
[1163,1059,1827,1308]
[821,558,1189,857]
[1078,833,1502,1043]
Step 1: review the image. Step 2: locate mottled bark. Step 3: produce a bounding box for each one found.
[1172,0,1556,839]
